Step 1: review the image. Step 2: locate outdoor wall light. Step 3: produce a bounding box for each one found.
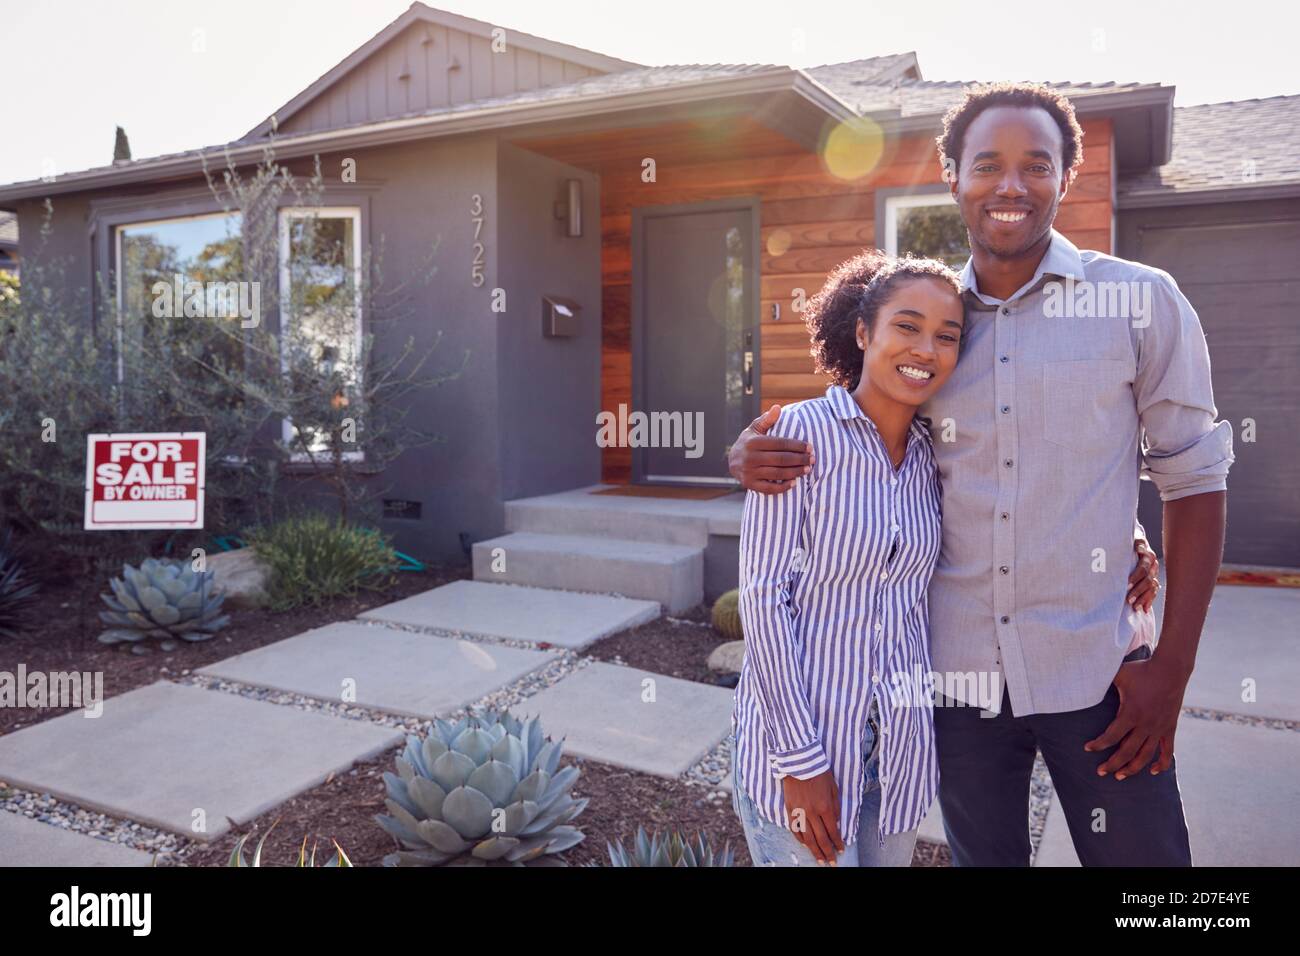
[542,294,580,338]
[553,178,583,237]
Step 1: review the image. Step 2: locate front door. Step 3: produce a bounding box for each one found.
[633,199,759,484]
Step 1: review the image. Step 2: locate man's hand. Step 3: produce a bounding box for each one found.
[728,405,815,494]
[781,770,845,865]
[1126,538,1161,612]
[1084,656,1188,779]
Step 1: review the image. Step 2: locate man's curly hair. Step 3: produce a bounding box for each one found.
[804,250,961,391]
[936,82,1085,183]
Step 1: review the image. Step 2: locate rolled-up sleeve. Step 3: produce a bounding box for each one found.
[737,409,830,780]
[1134,270,1234,501]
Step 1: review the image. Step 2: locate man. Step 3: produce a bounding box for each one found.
[727,82,1233,866]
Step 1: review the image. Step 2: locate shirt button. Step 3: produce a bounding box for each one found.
[880,570,888,580]
[1000,355,1009,363]
[892,523,900,532]
[1001,512,1010,521]
[1001,307,1010,315]
[1001,405,1010,414]
[1004,459,1013,468]
[1000,615,1010,624]
[880,775,889,784]
[875,622,883,631]
[871,674,880,684]
[999,566,1009,574]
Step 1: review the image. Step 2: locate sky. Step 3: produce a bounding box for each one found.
[1,0,1296,185]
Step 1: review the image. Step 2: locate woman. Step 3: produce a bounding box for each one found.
[731,250,965,867]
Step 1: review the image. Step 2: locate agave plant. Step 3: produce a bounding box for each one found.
[376,710,586,866]
[98,557,230,649]
[606,827,736,867]
[0,530,39,639]
[227,820,352,867]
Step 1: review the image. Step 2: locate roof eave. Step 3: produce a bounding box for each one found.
[1117,180,1300,208]
[0,68,845,206]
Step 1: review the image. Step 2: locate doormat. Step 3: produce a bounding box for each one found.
[591,484,738,500]
[1217,566,1300,587]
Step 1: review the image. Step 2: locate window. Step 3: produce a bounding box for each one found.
[884,192,969,270]
[114,210,245,386]
[278,207,363,462]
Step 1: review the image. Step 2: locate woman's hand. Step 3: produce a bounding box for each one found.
[1126,538,1161,612]
[781,770,845,865]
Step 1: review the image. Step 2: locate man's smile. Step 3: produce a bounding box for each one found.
[986,208,1031,224]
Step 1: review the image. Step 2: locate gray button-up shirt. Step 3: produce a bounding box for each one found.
[920,229,1234,716]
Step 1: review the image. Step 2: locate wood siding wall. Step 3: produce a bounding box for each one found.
[598,117,1114,483]
[280,24,600,135]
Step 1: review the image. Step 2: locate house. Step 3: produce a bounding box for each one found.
[0,1,1295,591]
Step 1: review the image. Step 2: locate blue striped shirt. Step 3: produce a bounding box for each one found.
[732,384,942,848]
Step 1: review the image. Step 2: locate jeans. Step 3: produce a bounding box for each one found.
[933,645,1193,866]
[732,699,919,867]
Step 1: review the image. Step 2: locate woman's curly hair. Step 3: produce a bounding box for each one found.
[804,250,961,390]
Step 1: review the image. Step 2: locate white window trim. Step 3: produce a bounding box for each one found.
[113,209,242,384]
[883,191,960,258]
[277,206,364,464]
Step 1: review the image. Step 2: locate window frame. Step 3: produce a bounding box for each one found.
[872,183,968,270]
[276,205,365,464]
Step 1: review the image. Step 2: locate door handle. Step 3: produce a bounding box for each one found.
[744,350,754,395]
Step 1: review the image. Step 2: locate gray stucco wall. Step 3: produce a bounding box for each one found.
[493,140,602,502]
[10,136,509,564]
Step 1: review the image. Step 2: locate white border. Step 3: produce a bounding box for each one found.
[84,432,207,530]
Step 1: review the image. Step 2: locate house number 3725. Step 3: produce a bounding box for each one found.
[470,193,485,287]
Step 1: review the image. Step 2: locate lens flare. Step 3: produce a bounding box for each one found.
[820,116,887,182]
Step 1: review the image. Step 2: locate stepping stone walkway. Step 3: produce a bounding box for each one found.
[0,810,155,866]
[1034,716,1300,866]
[516,662,734,777]
[0,682,401,842]
[1177,585,1300,721]
[360,580,659,650]
[198,620,554,719]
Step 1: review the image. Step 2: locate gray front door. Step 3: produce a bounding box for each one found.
[633,200,758,484]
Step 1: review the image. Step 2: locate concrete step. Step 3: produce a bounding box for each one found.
[472,531,703,614]
[505,497,708,546]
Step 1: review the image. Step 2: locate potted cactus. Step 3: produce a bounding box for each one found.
[711,588,743,641]
[376,710,586,866]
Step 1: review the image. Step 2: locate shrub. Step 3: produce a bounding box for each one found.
[245,513,400,611]
[0,530,39,639]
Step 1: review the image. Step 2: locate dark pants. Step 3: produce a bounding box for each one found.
[933,648,1193,866]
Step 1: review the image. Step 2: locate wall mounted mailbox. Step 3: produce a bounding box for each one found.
[542,295,580,338]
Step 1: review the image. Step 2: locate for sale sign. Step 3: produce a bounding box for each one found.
[84,433,206,530]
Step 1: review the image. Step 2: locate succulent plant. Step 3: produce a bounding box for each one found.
[98,557,230,648]
[711,588,743,641]
[227,820,351,867]
[605,827,736,867]
[0,530,39,639]
[375,710,586,866]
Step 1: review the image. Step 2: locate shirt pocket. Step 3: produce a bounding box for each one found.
[1041,359,1131,448]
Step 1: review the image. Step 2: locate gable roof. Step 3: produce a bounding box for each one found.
[242,2,644,139]
[1117,94,1300,205]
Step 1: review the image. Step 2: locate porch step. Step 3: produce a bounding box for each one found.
[506,497,706,546]
[472,532,704,614]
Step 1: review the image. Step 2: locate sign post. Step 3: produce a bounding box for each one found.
[84,433,206,530]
